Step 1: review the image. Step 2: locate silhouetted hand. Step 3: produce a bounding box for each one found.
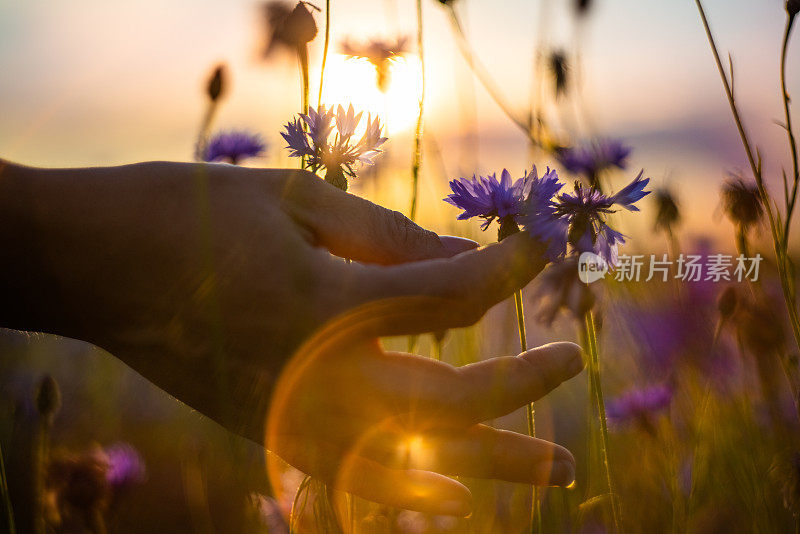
[0,161,582,515]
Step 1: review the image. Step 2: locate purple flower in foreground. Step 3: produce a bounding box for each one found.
[558,138,631,179]
[101,443,146,490]
[281,104,387,191]
[522,171,650,266]
[204,130,266,164]
[444,167,535,232]
[607,384,672,433]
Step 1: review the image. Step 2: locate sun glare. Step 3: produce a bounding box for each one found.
[320,54,422,135]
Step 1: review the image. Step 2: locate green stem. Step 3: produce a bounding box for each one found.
[781,14,799,247]
[695,0,800,361]
[317,0,331,108]
[583,311,622,533]
[409,0,425,221]
[514,290,540,534]
[0,443,15,534]
[446,5,535,144]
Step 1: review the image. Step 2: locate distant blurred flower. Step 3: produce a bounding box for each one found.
[282,104,387,190]
[206,64,227,103]
[341,36,408,92]
[557,139,631,182]
[531,257,595,325]
[522,172,650,266]
[203,130,266,165]
[100,443,146,491]
[721,178,763,229]
[548,50,569,98]
[445,166,549,239]
[607,384,672,433]
[45,450,110,533]
[35,374,61,423]
[261,1,319,57]
[653,188,681,234]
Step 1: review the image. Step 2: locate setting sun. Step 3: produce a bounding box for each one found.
[320,54,422,135]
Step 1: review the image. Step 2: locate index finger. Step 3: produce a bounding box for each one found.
[315,231,546,336]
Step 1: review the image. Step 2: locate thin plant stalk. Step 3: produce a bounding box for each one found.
[409,0,425,221]
[514,290,541,534]
[0,443,14,534]
[781,13,799,244]
[194,101,219,162]
[583,311,622,532]
[445,5,535,145]
[694,0,800,361]
[317,0,331,108]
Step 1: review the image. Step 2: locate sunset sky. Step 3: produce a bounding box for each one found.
[1,0,797,242]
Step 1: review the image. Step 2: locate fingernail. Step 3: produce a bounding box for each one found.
[439,498,472,517]
[548,459,576,487]
[440,235,479,257]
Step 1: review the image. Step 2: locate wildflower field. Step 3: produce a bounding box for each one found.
[2,0,800,532]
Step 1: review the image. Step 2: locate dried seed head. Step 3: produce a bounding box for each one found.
[721,178,763,229]
[653,188,680,232]
[717,286,737,319]
[548,50,569,98]
[788,0,800,18]
[206,64,226,103]
[35,374,61,421]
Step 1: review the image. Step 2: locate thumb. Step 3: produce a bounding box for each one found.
[279,169,477,264]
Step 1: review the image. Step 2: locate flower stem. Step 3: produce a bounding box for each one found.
[0,443,15,534]
[409,0,425,222]
[514,290,541,534]
[317,0,330,108]
[694,0,800,366]
[781,13,799,246]
[583,311,622,533]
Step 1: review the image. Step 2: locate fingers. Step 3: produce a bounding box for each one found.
[271,436,473,516]
[362,425,576,487]
[313,232,546,337]
[357,343,584,426]
[278,169,477,264]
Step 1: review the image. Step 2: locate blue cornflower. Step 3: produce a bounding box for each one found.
[445,167,543,237]
[558,138,631,178]
[203,130,266,165]
[521,171,650,266]
[607,384,673,433]
[281,104,388,191]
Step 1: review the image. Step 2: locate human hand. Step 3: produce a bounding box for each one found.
[0,161,580,500]
[267,296,583,516]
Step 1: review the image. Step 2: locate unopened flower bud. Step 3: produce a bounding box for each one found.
[35,374,61,421]
[717,286,737,319]
[206,64,226,103]
[654,188,680,233]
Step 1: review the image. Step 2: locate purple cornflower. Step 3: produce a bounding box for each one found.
[101,442,146,490]
[558,138,631,179]
[341,37,408,91]
[281,104,388,191]
[521,171,650,266]
[203,130,266,164]
[606,384,672,433]
[444,168,529,230]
